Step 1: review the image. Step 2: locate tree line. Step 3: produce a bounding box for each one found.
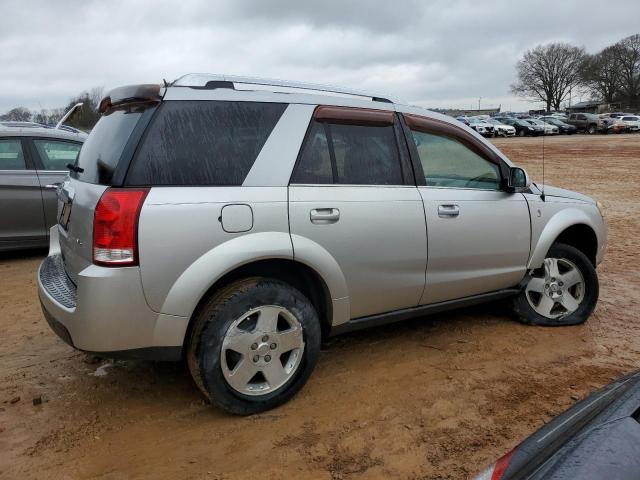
[0,86,104,131]
[512,34,640,112]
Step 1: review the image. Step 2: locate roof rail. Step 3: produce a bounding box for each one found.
[171,73,396,104]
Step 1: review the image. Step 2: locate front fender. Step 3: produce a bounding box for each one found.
[160,231,293,317]
[528,206,605,269]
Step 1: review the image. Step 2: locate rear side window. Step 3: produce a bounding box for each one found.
[0,139,26,170]
[291,120,405,185]
[126,101,286,186]
[33,140,81,170]
[73,105,148,184]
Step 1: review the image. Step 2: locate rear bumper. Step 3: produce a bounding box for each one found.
[38,228,187,360]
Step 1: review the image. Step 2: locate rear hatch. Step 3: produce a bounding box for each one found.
[58,99,158,284]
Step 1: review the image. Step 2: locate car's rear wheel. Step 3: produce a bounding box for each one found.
[518,129,526,137]
[513,243,598,326]
[587,124,597,134]
[187,277,321,415]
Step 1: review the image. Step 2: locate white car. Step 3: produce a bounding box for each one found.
[529,119,559,135]
[468,117,495,137]
[486,118,516,137]
[618,115,640,132]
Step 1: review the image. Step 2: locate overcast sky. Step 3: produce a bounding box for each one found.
[1,0,639,114]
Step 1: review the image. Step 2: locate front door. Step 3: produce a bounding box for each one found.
[402,114,531,305]
[288,107,427,319]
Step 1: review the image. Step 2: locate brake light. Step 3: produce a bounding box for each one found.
[474,449,515,480]
[93,188,149,266]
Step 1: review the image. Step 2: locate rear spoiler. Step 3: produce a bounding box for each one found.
[98,84,162,114]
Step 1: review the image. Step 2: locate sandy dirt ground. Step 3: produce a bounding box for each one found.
[1,134,639,479]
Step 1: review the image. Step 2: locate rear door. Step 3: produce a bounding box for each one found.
[402,114,531,305]
[288,107,427,319]
[28,138,82,229]
[0,137,46,248]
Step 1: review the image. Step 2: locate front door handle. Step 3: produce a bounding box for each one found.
[437,204,460,218]
[310,208,340,224]
[44,182,62,190]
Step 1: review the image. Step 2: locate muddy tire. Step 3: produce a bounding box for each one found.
[513,243,599,326]
[187,277,321,415]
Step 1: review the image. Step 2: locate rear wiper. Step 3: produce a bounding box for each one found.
[66,163,84,173]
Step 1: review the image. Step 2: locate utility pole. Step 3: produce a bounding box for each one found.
[478,96,482,111]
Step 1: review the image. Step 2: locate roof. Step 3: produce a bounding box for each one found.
[171,73,398,104]
[0,121,88,141]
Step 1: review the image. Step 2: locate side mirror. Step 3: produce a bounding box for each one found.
[507,167,530,193]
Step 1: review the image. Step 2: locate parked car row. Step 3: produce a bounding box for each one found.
[454,110,640,137]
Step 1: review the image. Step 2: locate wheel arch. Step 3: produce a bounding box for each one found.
[183,258,336,354]
[528,208,600,269]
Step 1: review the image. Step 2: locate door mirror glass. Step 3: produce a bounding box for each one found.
[507,167,530,192]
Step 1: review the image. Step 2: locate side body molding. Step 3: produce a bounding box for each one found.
[159,232,294,317]
[527,206,604,269]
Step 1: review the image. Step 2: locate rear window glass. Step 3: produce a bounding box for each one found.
[72,105,147,184]
[126,100,286,186]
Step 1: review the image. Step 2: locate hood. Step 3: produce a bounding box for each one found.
[496,370,640,480]
[534,184,595,204]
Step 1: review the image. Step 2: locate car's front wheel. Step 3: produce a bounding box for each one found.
[513,243,599,326]
[187,277,321,415]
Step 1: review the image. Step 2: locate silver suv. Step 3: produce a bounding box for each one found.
[38,74,608,414]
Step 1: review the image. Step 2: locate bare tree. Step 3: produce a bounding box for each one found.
[614,34,640,109]
[62,86,104,130]
[0,107,32,121]
[511,43,586,111]
[581,45,621,104]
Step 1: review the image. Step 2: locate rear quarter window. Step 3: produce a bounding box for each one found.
[126,100,286,186]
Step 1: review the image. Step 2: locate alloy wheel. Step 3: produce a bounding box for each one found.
[220,305,305,396]
[525,257,585,319]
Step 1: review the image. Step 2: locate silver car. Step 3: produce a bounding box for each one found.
[0,122,86,251]
[38,75,608,414]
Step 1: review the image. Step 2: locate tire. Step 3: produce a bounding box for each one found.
[512,243,599,326]
[518,129,526,137]
[187,277,321,415]
[587,124,597,135]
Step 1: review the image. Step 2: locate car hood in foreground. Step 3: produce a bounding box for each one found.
[531,184,595,204]
[499,370,640,479]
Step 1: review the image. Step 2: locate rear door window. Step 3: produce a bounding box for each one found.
[0,139,26,170]
[291,119,405,185]
[33,139,82,170]
[126,101,286,186]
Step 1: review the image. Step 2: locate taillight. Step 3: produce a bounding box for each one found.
[474,449,515,480]
[93,188,149,266]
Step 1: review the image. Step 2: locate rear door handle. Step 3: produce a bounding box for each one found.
[310,208,340,224]
[437,204,460,218]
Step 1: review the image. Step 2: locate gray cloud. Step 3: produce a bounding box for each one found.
[1,0,638,113]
